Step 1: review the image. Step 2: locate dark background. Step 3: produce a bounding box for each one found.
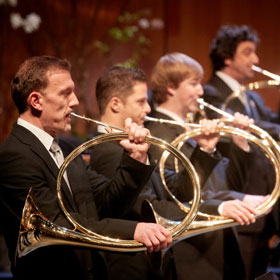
[1,0,280,142]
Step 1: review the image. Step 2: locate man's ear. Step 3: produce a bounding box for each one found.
[224,58,232,67]
[109,97,122,113]
[167,84,176,96]
[28,91,43,111]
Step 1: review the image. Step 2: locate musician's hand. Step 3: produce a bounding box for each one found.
[232,112,254,151]
[120,118,150,163]
[220,199,256,225]
[134,222,172,252]
[243,194,270,212]
[194,119,224,153]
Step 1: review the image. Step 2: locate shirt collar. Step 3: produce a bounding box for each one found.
[155,107,185,124]
[17,118,54,151]
[216,71,247,105]
[154,107,197,148]
[216,71,241,92]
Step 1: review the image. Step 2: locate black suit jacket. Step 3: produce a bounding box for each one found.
[203,75,279,235]
[89,131,245,280]
[203,74,280,139]
[90,129,242,217]
[144,110,250,280]
[145,110,249,202]
[0,123,154,280]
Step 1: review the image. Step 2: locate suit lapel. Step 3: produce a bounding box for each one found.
[209,75,233,99]
[12,124,78,212]
[246,91,260,120]
[151,111,196,146]
[151,111,184,136]
[209,75,251,116]
[150,111,197,159]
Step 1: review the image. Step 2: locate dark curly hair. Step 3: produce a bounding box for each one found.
[209,25,259,72]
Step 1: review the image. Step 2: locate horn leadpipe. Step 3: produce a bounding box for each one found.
[252,65,280,82]
[144,116,201,128]
[71,112,124,132]
[197,98,234,120]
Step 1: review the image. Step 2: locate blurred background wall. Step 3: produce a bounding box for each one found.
[1,0,280,142]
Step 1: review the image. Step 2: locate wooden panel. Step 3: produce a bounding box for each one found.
[1,0,280,142]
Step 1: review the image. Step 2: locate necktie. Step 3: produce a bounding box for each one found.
[50,139,72,194]
[50,139,64,167]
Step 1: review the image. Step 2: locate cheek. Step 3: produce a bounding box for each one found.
[132,109,143,123]
[181,90,192,103]
[46,97,65,110]
[56,101,69,115]
[235,57,245,67]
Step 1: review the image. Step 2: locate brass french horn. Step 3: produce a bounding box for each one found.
[17,113,201,258]
[17,103,280,258]
[252,65,280,82]
[222,65,280,111]
[222,80,280,112]
[147,99,280,238]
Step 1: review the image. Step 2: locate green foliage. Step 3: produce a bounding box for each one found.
[94,9,163,68]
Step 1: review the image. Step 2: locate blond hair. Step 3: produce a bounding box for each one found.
[150,52,203,105]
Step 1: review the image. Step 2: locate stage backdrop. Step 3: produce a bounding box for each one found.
[1,0,280,142]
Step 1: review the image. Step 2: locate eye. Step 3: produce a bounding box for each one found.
[243,48,253,56]
[61,88,73,97]
[138,99,147,104]
[190,81,198,86]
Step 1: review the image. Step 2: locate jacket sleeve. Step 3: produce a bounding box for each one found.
[88,149,155,219]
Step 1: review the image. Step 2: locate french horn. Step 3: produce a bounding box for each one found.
[147,99,280,238]
[252,65,280,82]
[17,105,280,260]
[221,80,280,112]
[17,113,201,258]
[221,65,280,111]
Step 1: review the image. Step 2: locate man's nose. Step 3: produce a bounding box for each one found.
[252,52,259,65]
[145,102,151,114]
[71,92,79,107]
[198,85,204,96]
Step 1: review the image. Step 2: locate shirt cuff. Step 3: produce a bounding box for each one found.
[200,147,217,154]
[218,202,224,215]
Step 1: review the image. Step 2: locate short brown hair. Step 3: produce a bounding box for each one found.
[96,66,147,115]
[11,56,71,114]
[150,52,203,105]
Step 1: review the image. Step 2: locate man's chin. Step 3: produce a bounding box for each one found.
[61,124,72,134]
[139,120,145,126]
[189,105,199,114]
[66,124,72,132]
[246,70,255,79]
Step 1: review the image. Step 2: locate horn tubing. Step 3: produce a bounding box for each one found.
[252,65,280,82]
[197,98,234,120]
[221,80,280,112]
[144,116,201,128]
[158,116,280,241]
[71,112,124,131]
[17,113,202,257]
[57,132,201,239]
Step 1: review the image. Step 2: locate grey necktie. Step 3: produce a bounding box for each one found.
[50,139,72,194]
[50,139,64,167]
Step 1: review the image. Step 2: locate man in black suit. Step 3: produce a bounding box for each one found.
[146,52,273,280]
[0,56,173,280]
[203,25,280,139]
[203,25,279,280]
[90,65,265,280]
